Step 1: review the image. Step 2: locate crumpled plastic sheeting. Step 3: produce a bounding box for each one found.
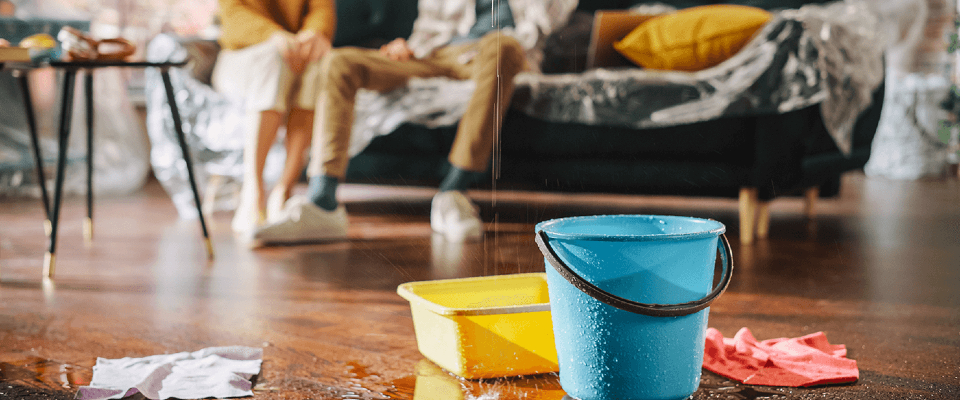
[791,0,885,155]
[512,1,885,155]
[350,78,475,156]
[144,35,248,218]
[0,68,150,198]
[862,0,954,180]
[145,34,475,217]
[864,73,951,179]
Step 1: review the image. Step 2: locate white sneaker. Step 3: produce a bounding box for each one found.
[431,191,483,241]
[252,196,348,245]
[232,199,265,235]
[265,187,288,223]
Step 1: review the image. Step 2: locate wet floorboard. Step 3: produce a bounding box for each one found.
[1,173,958,400]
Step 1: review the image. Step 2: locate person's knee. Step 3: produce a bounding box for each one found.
[318,47,370,90]
[478,33,526,73]
[322,48,365,75]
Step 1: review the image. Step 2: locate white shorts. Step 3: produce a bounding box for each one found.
[211,40,322,112]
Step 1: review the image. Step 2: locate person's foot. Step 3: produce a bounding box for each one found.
[252,196,348,245]
[232,198,265,235]
[431,191,482,241]
[266,186,290,223]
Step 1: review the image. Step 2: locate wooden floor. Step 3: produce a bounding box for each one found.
[1,172,958,400]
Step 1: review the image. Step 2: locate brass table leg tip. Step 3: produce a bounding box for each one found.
[44,219,52,237]
[205,238,215,261]
[43,252,56,278]
[83,218,94,244]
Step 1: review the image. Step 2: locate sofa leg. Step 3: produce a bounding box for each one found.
[804,187,819,219]
[739,187,758,245]
[756,200,770,239]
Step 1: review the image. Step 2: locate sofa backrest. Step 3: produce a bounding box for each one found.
[333,0,418,47]
[577,0,833,12]
[332,0,836,48]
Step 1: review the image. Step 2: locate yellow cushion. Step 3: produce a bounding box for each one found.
[614,5,772,71]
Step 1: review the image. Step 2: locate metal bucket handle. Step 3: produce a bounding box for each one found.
[535,230,734,318]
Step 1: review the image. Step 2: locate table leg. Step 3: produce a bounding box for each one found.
[84,70,94,244]
[46,69,78,278]
[159,69,214,260]
[16,72,52,234]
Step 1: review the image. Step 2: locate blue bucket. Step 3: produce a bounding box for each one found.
[535,215,733,400]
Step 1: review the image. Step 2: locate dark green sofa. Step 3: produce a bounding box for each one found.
[147,0,881,243]
[333,0,884,244]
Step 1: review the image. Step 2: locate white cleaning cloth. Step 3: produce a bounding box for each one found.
[76,346,262,400]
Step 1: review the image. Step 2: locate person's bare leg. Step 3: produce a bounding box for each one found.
[233,110,283,233]
[253,48,452,244]
[267,107,313,219]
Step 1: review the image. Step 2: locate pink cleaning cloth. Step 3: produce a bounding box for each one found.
[703,327,858,387]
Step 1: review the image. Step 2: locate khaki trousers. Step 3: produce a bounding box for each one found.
[306,32,527,178]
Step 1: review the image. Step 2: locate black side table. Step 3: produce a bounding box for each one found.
[4,60,214,278]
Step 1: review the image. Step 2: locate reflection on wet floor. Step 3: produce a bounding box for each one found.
[347,360,378,379]
[367,358,791,400]
[401,359,565,400]
[695,372,789,399]
[0,355,92,399]
[0,353,795,400]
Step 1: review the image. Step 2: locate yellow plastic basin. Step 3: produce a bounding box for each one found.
[397,273,558,379]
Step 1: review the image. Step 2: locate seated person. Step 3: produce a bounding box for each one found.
[212,0,335,234]
[0,0,13,17]
[253,0,577,244]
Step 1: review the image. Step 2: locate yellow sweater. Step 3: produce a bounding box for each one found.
[218,0,336,50]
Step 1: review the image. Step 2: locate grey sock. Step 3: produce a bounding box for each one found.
[439,166,483,192]
[307,175,339,211]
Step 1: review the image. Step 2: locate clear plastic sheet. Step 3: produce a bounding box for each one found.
[1,12,148,199]
[350,78,475,156]
[144,34,248,218]
[0,67,150,198]
[512,1,885,155]
[864,72,951,179]
[862,0,955,179]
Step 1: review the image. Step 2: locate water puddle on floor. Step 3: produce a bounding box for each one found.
[0,355,91,391]
[694,372,789,399]
[261,359,790,400]
[346,360,378,379]
[380,363,790,400]
[382,359,565,400]
[387,374,417,398]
